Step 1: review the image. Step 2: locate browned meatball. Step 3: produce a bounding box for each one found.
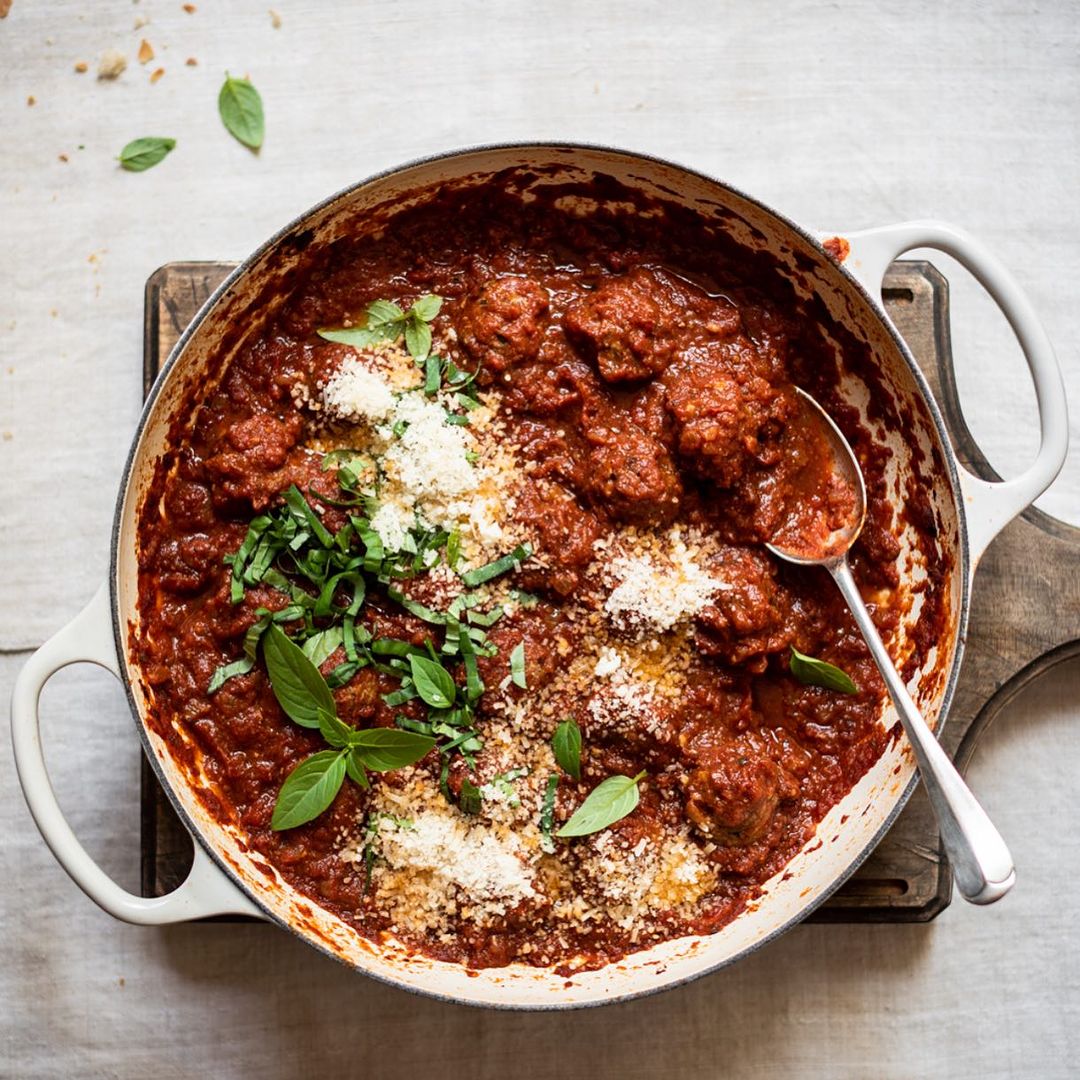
[584,429,682,527]
[564,268,678,383]
[203,412,304,509]
[513,479,605,597]
[683,748,785,845]
[662,343,793,487]
[456,276,550,372]
[693,546,794,669]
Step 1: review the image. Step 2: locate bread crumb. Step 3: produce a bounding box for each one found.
[97,50,127,79]
[269,8,282,27]
[0,0,12,18]
[185,56,197,66]
[138,39,154,65]
[74,61,88,73]
[150,66,165,83]
[58,153,69,163]
[26,94,35,106]
[183,2,197,11]
[133,15,149,29]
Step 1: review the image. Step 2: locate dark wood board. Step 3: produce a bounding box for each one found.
[139,260,1080,922]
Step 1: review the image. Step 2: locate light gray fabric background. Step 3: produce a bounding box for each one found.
[1,1,1077,1077]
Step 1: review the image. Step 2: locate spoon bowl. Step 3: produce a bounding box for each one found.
[768,388,1015,905]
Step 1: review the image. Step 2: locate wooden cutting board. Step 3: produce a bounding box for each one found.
[139,260,1080,921]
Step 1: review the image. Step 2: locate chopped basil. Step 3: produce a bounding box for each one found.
[459,543,533,588]
[510,641,527,689]
[218,73,264,150]
[540,774,559,853]
[552,718,581,781]
[789,646,859,694]
[556,772,646,839]
[459,776,483,815]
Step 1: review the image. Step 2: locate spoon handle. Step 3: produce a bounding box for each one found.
[829,558,1016,904]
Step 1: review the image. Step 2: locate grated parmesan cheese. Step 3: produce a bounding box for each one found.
[379,807,536,904]
[322,356,396,422]
[604,529,727,633]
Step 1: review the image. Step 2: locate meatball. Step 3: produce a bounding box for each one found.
[584,429,682,527]
[693,546,794,669]
[513,479,605,597]
[662,343,794,488]
[203,411,304,510]
[683,748,785,845]
[456,276,550,372]
[563,268,678,383]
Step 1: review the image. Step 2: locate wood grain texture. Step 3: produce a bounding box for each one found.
[139,257,1080,921]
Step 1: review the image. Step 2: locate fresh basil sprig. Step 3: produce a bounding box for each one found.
[263,624,434,830]
[118,136,176,172]
[789,646,859,694]
[318,295,443,361]
[556,772,646,839]
[218,73,264,149]
[552,718,581,781]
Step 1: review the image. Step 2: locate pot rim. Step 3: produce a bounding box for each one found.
[109,140,971,1009]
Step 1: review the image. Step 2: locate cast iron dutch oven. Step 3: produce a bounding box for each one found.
[12,144,1068,1009]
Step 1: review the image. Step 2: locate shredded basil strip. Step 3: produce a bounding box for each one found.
[510,641,527,689]
[540,774,559,853]
[459,543,533,588]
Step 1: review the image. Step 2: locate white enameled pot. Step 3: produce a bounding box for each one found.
[11,144,1069,1009]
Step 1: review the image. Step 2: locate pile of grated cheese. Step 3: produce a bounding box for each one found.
[602,527,728,633]
[318,348,525,565]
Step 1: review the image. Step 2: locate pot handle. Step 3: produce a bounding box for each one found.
[10,583,263,924]
[828,221,1069,564]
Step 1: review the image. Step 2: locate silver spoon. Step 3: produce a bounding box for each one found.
[767,388,1015,905]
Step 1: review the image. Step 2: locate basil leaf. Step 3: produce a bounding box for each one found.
[459,776,482,815]
[410,294,442,322]
[350,728,435,770]
[423,351,441,394]
[345,748,370,788]
[262,623,337,729]
[365,299,405,328]
[552,718,581,781]
[540,774,559,853]
[207,657,252,693]
[408,653,456,709]
[317,326,381,349]
[317,707,355,749]
[405,318,433,362]
[326,660,362,689]
[510,641,527,689]
[270,749,347,830]
[118,136,175,172]
[556,771,645,839]
[301,626,344,668]
[218,73,264,149]
[457,623,484,704]
[789,646,859,694]
[459,543,532,588]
